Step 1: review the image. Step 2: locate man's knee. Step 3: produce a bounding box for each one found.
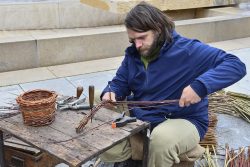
[150,126,177,150]
[99,140,132,162]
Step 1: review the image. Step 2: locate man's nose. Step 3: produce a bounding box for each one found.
[135,40,143,49]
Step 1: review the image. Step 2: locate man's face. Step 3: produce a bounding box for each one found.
[127,29,159,57]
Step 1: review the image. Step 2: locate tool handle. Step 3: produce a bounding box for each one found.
[77,86,83,98]
[89,85,95,109]
[112,117,137,128]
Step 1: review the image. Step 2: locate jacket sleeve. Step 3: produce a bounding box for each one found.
[189,40,246,97]
[101,55,131,100]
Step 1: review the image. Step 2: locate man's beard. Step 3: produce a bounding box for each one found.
[139,33,161,58]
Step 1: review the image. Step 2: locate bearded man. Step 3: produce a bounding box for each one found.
[98,2,246,167]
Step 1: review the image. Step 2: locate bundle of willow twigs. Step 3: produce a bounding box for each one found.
[202,90,250,153]
[198,144,250,167]
[197,145,219,167]
[224,144,250,167]
[209,90,250,123]
[208,112,218,128]
[200,112,218,153]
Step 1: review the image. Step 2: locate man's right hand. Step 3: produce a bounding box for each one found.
[102,92,116,109]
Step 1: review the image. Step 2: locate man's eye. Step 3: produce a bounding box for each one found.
[138,37,145,40]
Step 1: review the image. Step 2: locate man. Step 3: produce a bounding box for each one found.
[99,2,246,167]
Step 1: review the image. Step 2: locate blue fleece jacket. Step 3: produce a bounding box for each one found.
[102,31,246,139]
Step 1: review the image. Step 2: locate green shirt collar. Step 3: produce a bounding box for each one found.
[140,46,161,69]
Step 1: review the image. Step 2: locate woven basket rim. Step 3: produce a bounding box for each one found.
[16,89,57,105]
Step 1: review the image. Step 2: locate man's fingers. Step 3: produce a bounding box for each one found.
[184,101,191,107]
[179,97,185,107]
[179,95,194,107]
[101,92,117,110]
[179,85,202,107]
[102,92,116,101]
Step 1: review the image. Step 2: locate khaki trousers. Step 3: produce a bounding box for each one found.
[95,91,200,166]
[99,118,200,167]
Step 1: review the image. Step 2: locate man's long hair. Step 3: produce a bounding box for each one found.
[124,2,175,43]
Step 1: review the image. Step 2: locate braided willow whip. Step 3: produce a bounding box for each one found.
[75,99,179,133]
[111,99,179,106]
[75,100,110,133]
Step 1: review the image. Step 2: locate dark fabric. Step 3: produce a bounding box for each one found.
[102,31,246,139]
[190,80,207,98]
[114,158,141,167]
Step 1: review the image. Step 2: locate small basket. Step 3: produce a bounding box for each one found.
[16,89,57,126]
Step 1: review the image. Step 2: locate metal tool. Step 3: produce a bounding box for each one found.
[111,112,137,128]
[59,103,90,110]
[58,97,87,110]
[57,96,75,105]
[58,85,95,111]
[0,105,19,110]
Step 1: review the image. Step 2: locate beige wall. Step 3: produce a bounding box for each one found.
[80,0,249,13]
[0,0,125,30]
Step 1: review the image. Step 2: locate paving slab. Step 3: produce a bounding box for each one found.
[226,48,250,94]
[48,57,123,78]
[0,67,56,87]
[19,78,76,97]
[0,85,23,106]
[66,70,116,97]
[210,37,250,51]
[216,114,250,155]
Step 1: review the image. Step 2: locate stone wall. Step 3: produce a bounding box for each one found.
[0,0,125,30]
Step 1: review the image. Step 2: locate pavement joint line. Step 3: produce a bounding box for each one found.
[46,67,58,78]
[65,77,77,89]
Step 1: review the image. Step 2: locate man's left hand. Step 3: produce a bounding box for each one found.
[179,85,201,107]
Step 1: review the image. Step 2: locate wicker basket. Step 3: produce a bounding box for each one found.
[16,89,57,126]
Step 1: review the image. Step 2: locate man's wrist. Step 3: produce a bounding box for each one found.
[190,80,207,98]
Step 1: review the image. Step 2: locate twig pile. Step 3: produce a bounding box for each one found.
[200,112,218,152]
[197,145,219,167]
[201,90,250,153]
[209,90,250,123]
[197,144,250,167]
[225,144,250,167]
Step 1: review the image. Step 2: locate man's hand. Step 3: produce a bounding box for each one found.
[179,85,201,107]
[102,92,116,109]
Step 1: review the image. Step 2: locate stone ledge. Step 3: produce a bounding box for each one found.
[80,0,249,13]
[0,9,250,72]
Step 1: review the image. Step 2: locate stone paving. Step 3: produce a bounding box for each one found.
[0,48,249,167]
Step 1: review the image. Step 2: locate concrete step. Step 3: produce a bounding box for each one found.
[1,6,250,72]
[0,37,250,87]
[0,25,129,72]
